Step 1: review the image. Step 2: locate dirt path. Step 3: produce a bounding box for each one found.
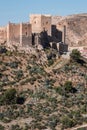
[45,58,69,73]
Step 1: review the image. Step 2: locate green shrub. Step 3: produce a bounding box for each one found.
[8,61,19,68]
[70,49,81,61]
[15,70,23,80]
[48,59,54,66]
[64,81,73,92]
[6,50,12,56]
[63,81,77,93]
[2,117,11,123]
[55,86,63,95]
[11,124,21,130]
[1,88,16,105]
[29,65,45,75]
[61,116,76,129]
[0,124,4,130]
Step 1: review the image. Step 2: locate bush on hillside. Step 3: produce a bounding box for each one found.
[0,88,16,105]
[70,49,81,61]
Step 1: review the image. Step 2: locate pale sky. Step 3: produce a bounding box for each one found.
[0,0,87,25]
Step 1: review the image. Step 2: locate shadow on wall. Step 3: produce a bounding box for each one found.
[32,33,35,45]
[32,31,51,49]
[51,25,62,43]
[31,26,63,49]
[40,31,51,48]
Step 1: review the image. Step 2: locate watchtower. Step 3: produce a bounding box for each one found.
[30,14,51,36]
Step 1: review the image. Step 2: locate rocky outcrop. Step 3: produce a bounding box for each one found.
[52,13,87,46]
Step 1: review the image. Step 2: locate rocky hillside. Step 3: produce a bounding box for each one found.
[0,45,87,130]
[52,13,87,46]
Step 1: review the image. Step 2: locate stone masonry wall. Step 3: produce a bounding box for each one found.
[30,14,42,34]
[30,14,51,36]
[0,14,52,47]
[7,22,20,44]
[20,23,32,47]
[7,22,32,47]
[41,15,51,36]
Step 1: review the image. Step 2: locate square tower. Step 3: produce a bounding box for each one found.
[30,14,51,36]
[20,23,32,47]
[7,22,32,47]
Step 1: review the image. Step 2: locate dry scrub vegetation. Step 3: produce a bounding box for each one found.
[0,45,87,130]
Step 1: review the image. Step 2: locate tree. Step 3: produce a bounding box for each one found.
[70,49,81,61]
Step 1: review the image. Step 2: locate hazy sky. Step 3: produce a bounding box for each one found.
[0,0,87,25]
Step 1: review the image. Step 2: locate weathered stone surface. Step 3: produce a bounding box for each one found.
[53,13,87,46]
[30,14,51,36]
[0,13,87,47]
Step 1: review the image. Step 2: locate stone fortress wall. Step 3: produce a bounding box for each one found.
[7,22,32,47]
[0,14,52,47]
[20,23,32,47]
[7,22,20,44]
[0,14,64,49]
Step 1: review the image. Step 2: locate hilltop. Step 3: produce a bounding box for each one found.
[0,13,87,130]
[0,13,87,48]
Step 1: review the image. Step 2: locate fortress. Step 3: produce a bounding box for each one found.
[0,14,68,52]
[0,14,51,46]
